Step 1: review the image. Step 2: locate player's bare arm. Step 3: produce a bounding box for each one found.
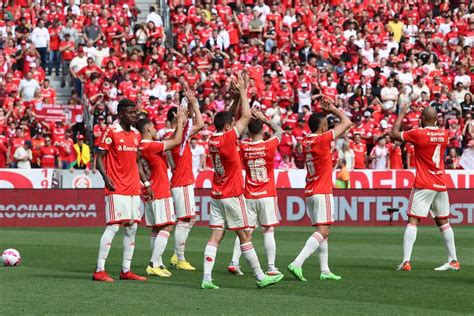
[251,108,283,141]
[164,107,189,150]
[137,150,153,200]
[184,89,205,136]
[321,97,352,138]
[234,74,252,135]
[95,150,115,191]
[389,104,410,142]
[228,80,241,117]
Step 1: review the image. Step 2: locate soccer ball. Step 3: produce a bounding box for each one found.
[2,248,21,267]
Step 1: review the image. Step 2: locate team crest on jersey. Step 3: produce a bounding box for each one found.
[105,137,112,145]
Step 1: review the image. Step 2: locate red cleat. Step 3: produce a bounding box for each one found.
[120,271,147,281]
[93,270,114,282]
[397,261,412,272]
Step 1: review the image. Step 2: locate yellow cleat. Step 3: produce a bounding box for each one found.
[169,253,178,267]
[146,265,172,277]
[176,260,196,271]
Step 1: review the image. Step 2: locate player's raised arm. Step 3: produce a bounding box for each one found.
[164,107,188,150]
[185,89,205,136]
[234,74,252,135]
[251,108,283,141]
[321,97,352,139]
[389,104,410,142]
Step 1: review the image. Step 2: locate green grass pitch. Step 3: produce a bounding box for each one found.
[0,226,473,315]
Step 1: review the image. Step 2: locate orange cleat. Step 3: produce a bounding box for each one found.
[119,271,147,281]
[93,270,114,282]
[397,261,412,272]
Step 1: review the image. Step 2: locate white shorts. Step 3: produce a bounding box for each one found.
[407,189,450,219]
[306,194,334,226]
[171,184,196,220]
[210,195,250,230]
[145,197,176,227]
[246,197,280,228]
[105,194,141,225]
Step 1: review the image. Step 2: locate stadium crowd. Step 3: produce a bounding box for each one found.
[0,0,473,172]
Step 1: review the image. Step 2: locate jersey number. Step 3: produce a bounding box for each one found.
[248,158,269,182]
[432,144,441,169]
[213,153,225,176]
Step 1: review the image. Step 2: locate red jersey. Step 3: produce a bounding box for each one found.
[303,131,334,196]
[209,128,243,199]
[164,130,195,188]
[352,142,367,169]
[388,143,403,169]
[402,127,448,191]
[140,140,170,199]
[39,145,59,168]
[98,122,141,196]
[239,136,279,199]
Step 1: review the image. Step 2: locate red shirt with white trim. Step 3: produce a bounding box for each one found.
[239,136,279,199]
[303,130,334,196]
[401,127,448,191]
[39,145,59,168]
[98,122,141,196]
[164,130,195,188]
[140,140,170,199]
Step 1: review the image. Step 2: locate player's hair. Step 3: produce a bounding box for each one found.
[308,113,326,133]
[248,119,263,135]
[117,98,136,113]
[135,118,152,134]
[167,107,177,122]
[214,111,233,132]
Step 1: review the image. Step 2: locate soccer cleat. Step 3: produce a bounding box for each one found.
[434,261,461,271]
[146,265,172,277]
[267,267,282,276]
[170,253,178,267]
[120,271,147,281]
[228,264,244,276]
[256,274,284,289]
[201,280,220,289]
[287,264,307,281]
[320,272,342,280]
[93,270,114,282]
[397,261,412,272]
[176,260,196,271]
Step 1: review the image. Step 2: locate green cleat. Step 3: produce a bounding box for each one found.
[287,264,307,282]
[320,272,341,281]
[256,274,284,289]
[201,280,220,289]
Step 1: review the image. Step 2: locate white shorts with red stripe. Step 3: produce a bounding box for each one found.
[145,197,176,227]
[246,197,280,228]
[407,189,450,219]
[306,194,334,226]
[210,195,250,230]
[105,194,141,225]
[171,184,196,220]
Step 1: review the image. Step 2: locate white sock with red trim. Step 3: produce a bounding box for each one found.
[174,221,189,261]
[240,242,265,281]
[403,224,417,262]
[318,238,330,274]
[292,232,324,268]
[230,236,241,266]
[96,224,119,272]
[150,230,170,267]
[262,227,276,269]
[439,223,457,262]
[203,241,218,282]
[150,231,158,250]
[122,223,138,273]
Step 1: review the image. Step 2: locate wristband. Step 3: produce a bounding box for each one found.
[144,181,151,188]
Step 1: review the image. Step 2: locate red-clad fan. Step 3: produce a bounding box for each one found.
[351,134,367,169]
[387,140,403,169]
[38,136,59,168]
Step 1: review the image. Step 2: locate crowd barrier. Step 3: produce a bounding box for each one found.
[0,189,472,227]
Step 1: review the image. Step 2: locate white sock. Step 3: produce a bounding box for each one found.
[150,231,157,250]
[292,232,324,268]
[174,221,189,261]
[439,223,457,262]
[403,223,417,262]
[122,224,138,273]
[150,230,170,267]
[240,242,265,281]
[230,236,241,266]
[319,238,330,274]
[262,227,276,269]
[203,241,218,282]
[96,225,119,272]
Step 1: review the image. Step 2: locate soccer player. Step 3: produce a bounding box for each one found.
[93,99,147,282]
[164,89,205,271]
[201,75,284,289]
[390,105,460,271]
[228,108,283,276]
[288,98,352,282]
[136,106,188,278]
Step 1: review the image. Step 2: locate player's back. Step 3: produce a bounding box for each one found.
[402,127,448,191]
[140,140,171,198]
[240,136,279,199]
[209,128,243,199]
[163,130,195,187]
[303,131,334,196]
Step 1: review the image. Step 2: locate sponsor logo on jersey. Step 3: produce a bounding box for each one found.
[117,145,137,152]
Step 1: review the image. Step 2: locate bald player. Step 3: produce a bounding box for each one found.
[390,105,460,272]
